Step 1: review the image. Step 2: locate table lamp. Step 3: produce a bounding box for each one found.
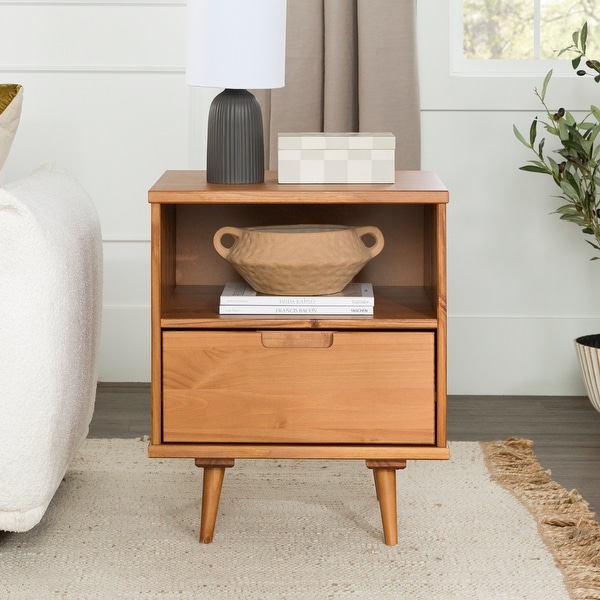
[186,0,287,184]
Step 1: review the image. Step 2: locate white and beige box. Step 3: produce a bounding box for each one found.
[278,132,395,184]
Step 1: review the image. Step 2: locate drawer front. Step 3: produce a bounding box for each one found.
[162,330,435,444]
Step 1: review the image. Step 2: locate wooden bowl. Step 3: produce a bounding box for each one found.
[213,224,384,295]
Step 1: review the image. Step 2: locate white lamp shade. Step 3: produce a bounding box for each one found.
[186,0,287,90]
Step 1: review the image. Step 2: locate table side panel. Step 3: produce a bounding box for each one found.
[434,204,448,446]
[150,203,176,443]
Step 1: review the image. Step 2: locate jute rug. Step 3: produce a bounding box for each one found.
[1,438,599,599]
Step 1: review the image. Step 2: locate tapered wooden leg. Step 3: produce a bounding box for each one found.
[366,460,406,546]
[195,459,235,543]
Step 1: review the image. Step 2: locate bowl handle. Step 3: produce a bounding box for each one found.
[213,226,243,260]
[355,226,385,258]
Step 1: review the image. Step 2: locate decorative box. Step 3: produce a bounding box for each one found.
[278,132,395,184]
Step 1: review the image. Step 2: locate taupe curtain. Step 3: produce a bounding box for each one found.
[256,0,420,171]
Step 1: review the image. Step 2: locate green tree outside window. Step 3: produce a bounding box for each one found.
[463,0,600,59]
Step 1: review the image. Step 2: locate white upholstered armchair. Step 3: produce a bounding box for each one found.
[0,86,103,531]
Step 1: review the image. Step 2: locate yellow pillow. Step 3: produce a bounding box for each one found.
[0,84,23,173]
[0,84,22,115]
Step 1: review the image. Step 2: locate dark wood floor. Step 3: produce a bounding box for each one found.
[90,384,600,514]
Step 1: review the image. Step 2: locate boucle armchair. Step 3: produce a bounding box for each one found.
[0,84,22,182]
[0,86,103,531]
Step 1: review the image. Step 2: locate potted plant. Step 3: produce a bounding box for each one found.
[514,22,600,411]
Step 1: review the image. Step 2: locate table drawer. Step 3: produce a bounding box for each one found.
[162,330,435,444]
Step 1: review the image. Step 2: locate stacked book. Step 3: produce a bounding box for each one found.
[219,281,374,315]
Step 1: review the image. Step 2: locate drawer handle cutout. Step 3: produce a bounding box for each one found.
[260,331,334,348]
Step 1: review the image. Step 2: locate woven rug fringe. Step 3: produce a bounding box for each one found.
[483,437,600,600]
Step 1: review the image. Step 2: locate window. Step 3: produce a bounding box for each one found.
[453,0,600,74]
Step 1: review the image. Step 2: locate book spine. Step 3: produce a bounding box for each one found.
[219,305,374,315]
[219,297,374,306]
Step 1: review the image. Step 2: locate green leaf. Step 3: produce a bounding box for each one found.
[513,124,531,148]
[541,70,553,100]
[560,179,581,201]
[564,170,582,194]
[586,240,600,252]
[555,204,578,214]
[529,118,537,147]
[538,137,545,158]
[560,144,586,163]
[559,213,586,226]
[519,164,549,174]
[582,22,588,54]
[558,123,568,142]
[572,56,582,70]
[564,111,577,126]
[546,156,561,177]
[558,46,575,57]
[587,124,600,144]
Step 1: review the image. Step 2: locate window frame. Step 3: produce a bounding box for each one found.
[419,0,599,111]
[451,0,581,76]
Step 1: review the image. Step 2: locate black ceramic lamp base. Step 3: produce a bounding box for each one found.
[206,88,265,184]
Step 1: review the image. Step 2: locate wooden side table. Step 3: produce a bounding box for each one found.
[148,170,449,545]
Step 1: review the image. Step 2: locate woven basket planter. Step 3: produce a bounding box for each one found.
[574,334,600,413]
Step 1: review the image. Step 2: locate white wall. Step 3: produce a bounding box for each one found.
[419,0,600,395]
[2,0,597,394]
[1,0,204,381]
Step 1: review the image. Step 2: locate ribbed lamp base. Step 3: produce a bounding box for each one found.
[206,89,265,184]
